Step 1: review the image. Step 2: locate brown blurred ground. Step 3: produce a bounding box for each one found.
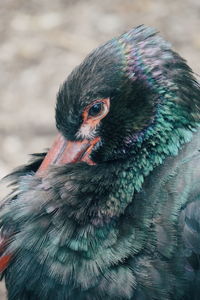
[0,0,200,298]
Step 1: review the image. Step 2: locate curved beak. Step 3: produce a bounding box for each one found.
[36,133,100,175]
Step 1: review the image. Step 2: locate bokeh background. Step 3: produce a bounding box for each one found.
[0,0,200,298]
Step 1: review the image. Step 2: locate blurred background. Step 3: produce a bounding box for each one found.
[0,0,200,298]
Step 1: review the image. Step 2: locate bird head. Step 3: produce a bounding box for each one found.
[38,25,200,173]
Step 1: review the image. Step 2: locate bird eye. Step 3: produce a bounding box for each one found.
[88,103,103,117]
[83,98,110,122]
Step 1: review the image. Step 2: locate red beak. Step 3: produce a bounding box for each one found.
[36,133,100,175]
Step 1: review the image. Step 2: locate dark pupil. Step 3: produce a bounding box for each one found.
[88,103,102,116]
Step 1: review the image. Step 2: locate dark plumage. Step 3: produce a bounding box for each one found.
[0,25,200,300]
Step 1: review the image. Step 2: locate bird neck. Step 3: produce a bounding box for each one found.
[127,101,199,185]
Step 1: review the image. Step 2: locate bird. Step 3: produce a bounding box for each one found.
[0,25,200,300]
